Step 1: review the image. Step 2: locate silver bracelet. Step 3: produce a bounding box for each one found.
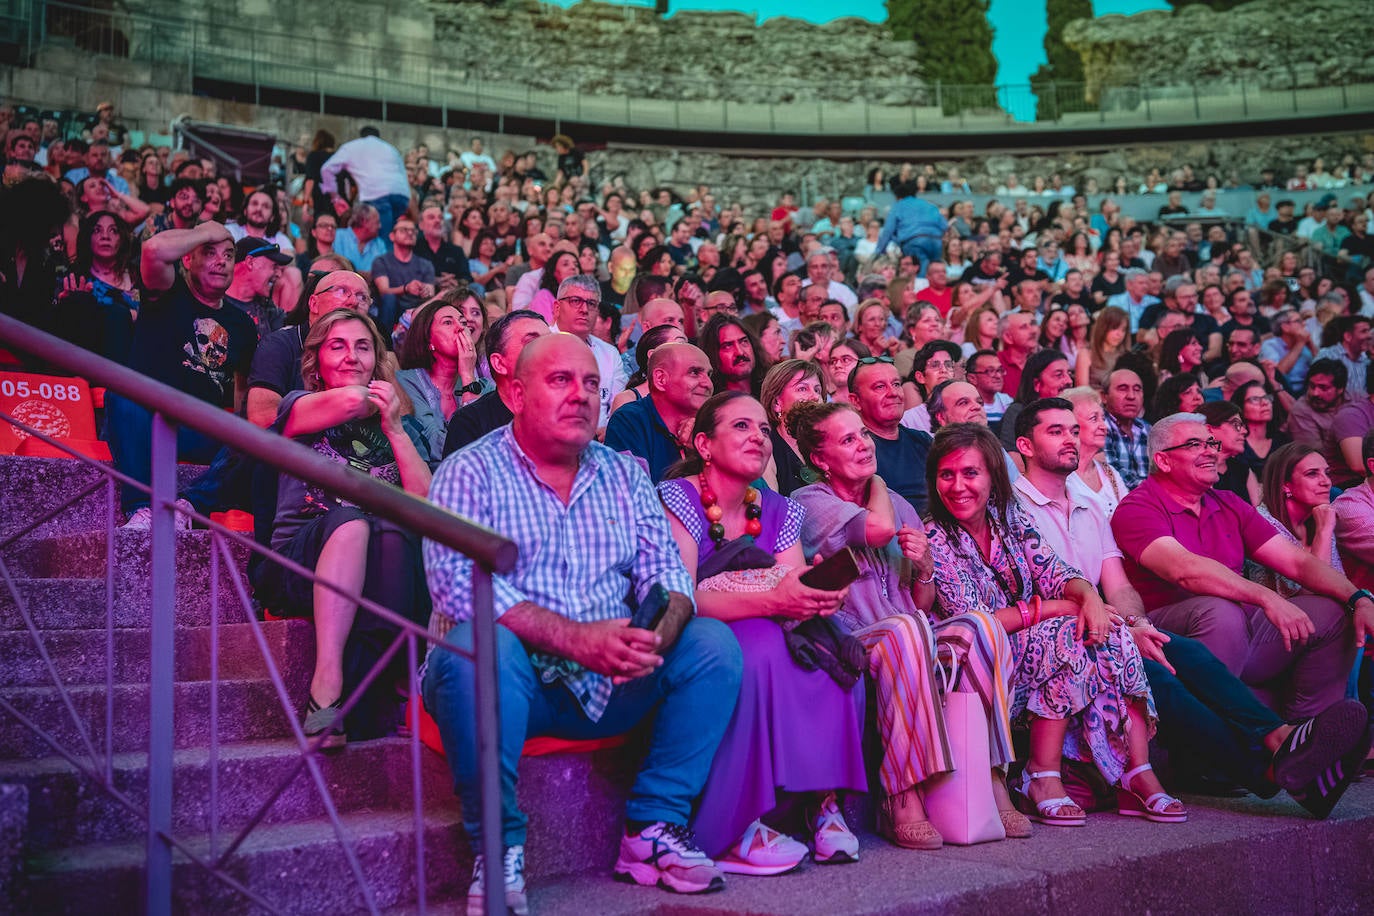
[916,567,935,585]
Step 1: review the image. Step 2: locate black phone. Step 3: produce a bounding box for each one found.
[800,548,862,591]
[630,583,671,632]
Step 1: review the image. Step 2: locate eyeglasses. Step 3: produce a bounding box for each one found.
[829,354,859,367]
[856,356,895,367]
[557,295,599,312]
[1159,437,1223,454]
[317,285,373,307]
[968,365,1004,376]
[1225,418,1247,433]
[922,359,956,372]
[1245,393,1275,404]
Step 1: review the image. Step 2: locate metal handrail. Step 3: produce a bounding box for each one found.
[0,314,516,573]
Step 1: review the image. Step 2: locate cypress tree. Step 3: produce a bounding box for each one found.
[886,0,998,114]
[1030,0,1093,120]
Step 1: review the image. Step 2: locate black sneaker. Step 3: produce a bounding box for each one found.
[1273,700,1372,818]
[303,696,346,752]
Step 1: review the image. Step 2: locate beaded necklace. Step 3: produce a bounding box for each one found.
[699,470,762,550]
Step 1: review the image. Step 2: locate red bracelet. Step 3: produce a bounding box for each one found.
[1031,595,1043,626]
[1017,600,1031,630]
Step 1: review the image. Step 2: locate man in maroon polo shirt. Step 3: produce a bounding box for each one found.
[1111,412,1374,719]
[997,310,1038,396]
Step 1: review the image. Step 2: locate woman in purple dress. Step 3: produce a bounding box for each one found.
[658,392,868,875]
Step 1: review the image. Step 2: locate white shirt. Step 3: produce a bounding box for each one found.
[900,404,931,432]
[587,333,629,429]
[320,136,411,202]
[800,278,858,309]
[225,222,293,256]
[511,267,544,313]
[1013,473,1121,587]
[460,151,497,172]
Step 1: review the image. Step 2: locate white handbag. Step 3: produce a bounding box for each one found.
[919,648,1006,845]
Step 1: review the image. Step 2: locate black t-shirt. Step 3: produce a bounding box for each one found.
[1007,266,1050,287]
[1268,218,1298,236]
[224,293,285,339]
[415,236,472,283]
[305,149,334,214]
[967,263,1005,288]
[1157,205,1189,219]
[600,280,627,311]
[556,149,585,180]
[770,429,811,498]
[1220,316,1272,340]
[443,390,513,457]
[128,279,257,407]
[1050,289,1095,312]
[871,427,934,514]
[248,324,307,397]
[1091,272,1125,305]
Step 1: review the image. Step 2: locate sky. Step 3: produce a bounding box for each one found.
[544,0,1171,87]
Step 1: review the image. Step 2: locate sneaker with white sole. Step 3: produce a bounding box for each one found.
[467,844,528,916]
[810,792,859,864]
[715,819,808,876]
[614,821,725,894]
[123,498,195,531]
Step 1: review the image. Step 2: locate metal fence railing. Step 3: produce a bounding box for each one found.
[0,314,516,915]
[10,0,1373,137]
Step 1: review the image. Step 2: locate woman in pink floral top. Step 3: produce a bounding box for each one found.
[923,424,1181,826]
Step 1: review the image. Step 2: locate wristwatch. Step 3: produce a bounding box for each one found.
[1346,589,1373,614]
[458,380,484,396]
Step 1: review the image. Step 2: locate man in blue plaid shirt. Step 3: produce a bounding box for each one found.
[423,334,743,913]
[1102,368,1152,490]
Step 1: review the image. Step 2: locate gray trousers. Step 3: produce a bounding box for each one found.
[1146,594,1355,720]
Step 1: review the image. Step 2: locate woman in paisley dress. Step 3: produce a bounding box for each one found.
[923,423,1182,825]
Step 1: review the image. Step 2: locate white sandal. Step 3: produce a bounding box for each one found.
[1117,763,1188,823]
[1012,769,1086,826]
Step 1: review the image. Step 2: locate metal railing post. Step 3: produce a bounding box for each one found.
[145,410,177,916]
[1241,80,1248,117]
[472,565,506,916]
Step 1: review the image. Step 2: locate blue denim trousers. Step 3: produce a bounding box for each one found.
[422,616,742,847]
[1146,632,1285,794]
[901,237,944,277]
[106,392,223,513]
[367,193,412,237]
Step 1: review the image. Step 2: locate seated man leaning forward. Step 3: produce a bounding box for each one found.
[423,333,744,914]
[1111,412,1374,720]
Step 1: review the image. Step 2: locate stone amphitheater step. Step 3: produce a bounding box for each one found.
[6,530,252,629]
[0,619,314,689]
[26,806,468,915]
[0,456,207,544]
[0,736,453,853]
[0,678,300,759]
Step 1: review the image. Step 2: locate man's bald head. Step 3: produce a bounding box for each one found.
[649,343,713,414]
[1224,361,1264,391]
[640,297,685,331]
[512,334,600,456]
[647,341,703,377]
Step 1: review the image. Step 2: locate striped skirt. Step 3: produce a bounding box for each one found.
[856,610,1016,796]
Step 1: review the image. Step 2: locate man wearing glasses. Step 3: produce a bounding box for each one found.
[552,274,627,433]
[1112,413,1374,729]
[964,349,1013,429]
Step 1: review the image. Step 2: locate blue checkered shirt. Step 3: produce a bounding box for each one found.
[423,424,695,721]
[1103,413,1152,490]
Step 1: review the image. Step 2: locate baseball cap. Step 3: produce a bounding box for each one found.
[234,237,292,265]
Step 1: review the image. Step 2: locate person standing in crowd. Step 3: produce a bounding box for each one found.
[424,334,743,911]
[320,126,412,235]
[874,180,948,277]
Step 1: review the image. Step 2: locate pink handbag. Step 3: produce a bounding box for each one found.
[919,649,1006,845]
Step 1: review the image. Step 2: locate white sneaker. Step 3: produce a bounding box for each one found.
[714,819,807,876]
[123,499,194,531]
[811,792,859,864]
[614,821,725,894]
[467,844,528,916]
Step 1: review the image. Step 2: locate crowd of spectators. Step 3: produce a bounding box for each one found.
[3,104,1374,915]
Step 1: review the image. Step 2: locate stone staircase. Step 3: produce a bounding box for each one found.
[4,454,1374,915]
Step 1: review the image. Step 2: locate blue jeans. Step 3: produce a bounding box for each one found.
[367,193,411,237]
[422,617,742,847]
[1146,632,1285,795]
[900,237,944,277]
[105,393,223,513]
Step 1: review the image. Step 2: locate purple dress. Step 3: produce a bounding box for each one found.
[658,478,868,857]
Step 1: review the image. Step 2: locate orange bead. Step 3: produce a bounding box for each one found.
[705,505,724,522]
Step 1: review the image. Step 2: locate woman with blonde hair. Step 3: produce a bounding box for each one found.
[1075,305,1129,389]
[257,308,432,749]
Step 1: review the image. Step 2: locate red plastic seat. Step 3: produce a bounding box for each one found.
[406,696,627,758]
[0,371,110,461]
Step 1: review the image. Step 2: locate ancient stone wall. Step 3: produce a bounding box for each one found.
[1064,0,1374,102]
[426,0,925,105]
